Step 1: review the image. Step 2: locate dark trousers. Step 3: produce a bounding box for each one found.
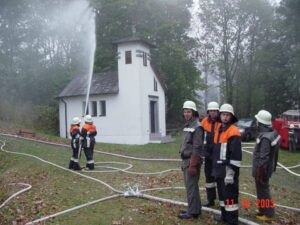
[83,147,93,161]
[69,141,81,170]
[83,141,95,169]
[255,178,275,217]
[71,146,80,160]
[204,157,216,203]
[216,176,239,225]
[182,159,202,215]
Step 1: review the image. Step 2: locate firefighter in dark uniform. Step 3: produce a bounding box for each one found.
[81,114,97,170]
[253,110,280,222]
[288,124,296,152]
[212,104,241,225]
[178,100,204,219]
[201,101,220,207]
[69,117,82,170]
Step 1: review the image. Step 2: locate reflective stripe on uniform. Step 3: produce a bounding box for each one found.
[256,138,260,144]
[219,201,225,207]
[183,127,195,132]
[230,160,241,167]
[271,135,281,146]
[225,204,239,211]
[87,160,94,164]
[205,182,216,188]
[73,158,79,162]
[72,139,77,148]
[220,143,227,160]
[203,131,207,144]
[87,137,90,148]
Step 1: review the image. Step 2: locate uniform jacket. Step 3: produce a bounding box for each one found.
[252,126,280,178]
[70,125,81,149]
[201,116,221,158]
[81,123,97,148]
[212,123,242,178]
[179,118,204,160]
[70,125,81,138]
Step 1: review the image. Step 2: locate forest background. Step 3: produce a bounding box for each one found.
[0,0,299,134]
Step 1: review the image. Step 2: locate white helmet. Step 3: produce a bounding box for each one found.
[220,103,234,115]
[220,103,238,123]
[84,114,93,123]
[207,101,219,111]
[255,110,272,125]
[183,100,197,111]
[71,117,81,125]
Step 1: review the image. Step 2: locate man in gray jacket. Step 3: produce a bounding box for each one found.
[252,110,280,222]
[178,100,204,219]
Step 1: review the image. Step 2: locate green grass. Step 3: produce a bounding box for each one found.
[0,135,299,225]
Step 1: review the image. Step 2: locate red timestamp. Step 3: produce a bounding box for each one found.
[256,198,275,209]
[238,198,275,209]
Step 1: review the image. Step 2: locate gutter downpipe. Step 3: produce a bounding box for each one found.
[61,98,68,138]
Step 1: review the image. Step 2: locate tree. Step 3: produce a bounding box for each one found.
[276,0,300,109]
[197,0,246,103]
[0,0,204,130]
[196,0,276,117]
[235,0,274,116]
[91,0,204,125]
[0,0,96,132]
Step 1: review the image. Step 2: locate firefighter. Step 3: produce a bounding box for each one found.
[69,117,82,170]
[212,103,241,225]
[252,110,280,221]
[201,101,220,207]
[81,114,97,170]
[178,100,204,219]
[288,124,296,152]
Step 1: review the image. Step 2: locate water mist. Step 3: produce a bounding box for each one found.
[79,3,96,116]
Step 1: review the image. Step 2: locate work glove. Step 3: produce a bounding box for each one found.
[256,165,265,184]
[224,166,235,185]
[188,154,202,176]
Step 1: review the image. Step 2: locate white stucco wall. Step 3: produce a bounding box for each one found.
[59,94,147,144]
[117,42,166,144]
[59,40,166,145]
[136,48,166,142]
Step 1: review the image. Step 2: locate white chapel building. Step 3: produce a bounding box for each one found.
[58,37,167,145]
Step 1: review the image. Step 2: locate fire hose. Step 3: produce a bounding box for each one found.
[242,146,300,177]
[0,183,32,209]
[1,133,300,225]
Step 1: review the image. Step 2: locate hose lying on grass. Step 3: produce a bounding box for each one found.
[1,134,299,225]
[242,146,300,177]
[0,183,32,209]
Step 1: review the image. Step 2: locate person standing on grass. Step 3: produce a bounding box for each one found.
[201,101,220,207]
[69,117,82,170]
[81,114,97,170]
[252,110,280,222]
[212,103,241,225]
[288,124,297,152]
[178,100,204,220]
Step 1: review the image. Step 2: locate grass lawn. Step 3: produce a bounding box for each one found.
[0,134,299,225]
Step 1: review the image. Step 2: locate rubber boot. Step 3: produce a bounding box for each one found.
[73,162,81,171]
[68,160,74,169]
[203,200,215,207]
[86,163,94,170]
